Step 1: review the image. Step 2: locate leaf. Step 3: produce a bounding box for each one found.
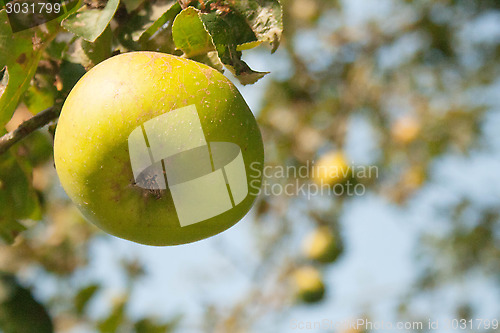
[0,151,41,244]
[224,61,268,85]
[58,60,86,94]
[174,0,283,83]
[190,51,224,73]
[45,36,72,60]
[97,298,126,333]
[114,0,178,52]
[62,0,120,42]
[200,11,269,84]
[138,2,181,43]
[134,317,179,333]
[13,131,54,167]
[172,7,215,58]
[165,5,268,82]
[58,0,84,22]
[231,0,283,52]
[122,0,145,13]
[0,10,45,128]
[236,40,262,51]
[22,70,58,114]
[74,284,100,315]
[23,85,55,115]
[214,10,258,47]
[81,25,113,68]
[0,272,54,333]
[4,0,81,32]
[62,13,113,68]
[0,220,26,245]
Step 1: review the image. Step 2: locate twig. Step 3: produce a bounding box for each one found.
[0,105,61,155]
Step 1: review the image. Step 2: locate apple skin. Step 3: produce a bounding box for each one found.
[391,116,420,145]
[292,266,325,303]
[312,151,350,186]
[302,226,342,263]
[54,52,264,246]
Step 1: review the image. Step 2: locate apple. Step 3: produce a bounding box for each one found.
[302,226,342,263]
[312,151,350,186]
[291,0,320,22]
[292,266,325,303]
[54,52,264,246]
[391,116,420,145]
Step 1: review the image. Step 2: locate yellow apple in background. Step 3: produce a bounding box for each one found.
[401,166,426,189]
[391,116,421,145]
[302,226,342,263]
[312,151,350,186]
[291,0,320,22]
[292,266,325,303]
[54,52,264,246]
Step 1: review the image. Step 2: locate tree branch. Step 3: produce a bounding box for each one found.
[0,106,61,155]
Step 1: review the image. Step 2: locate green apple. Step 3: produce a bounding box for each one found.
[312,151,350,186]
[302,226,342,263]
[292,266,325,303]
[54,51,264,246]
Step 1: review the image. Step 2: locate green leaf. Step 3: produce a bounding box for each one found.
[224,61,268,85]
[200,11,269,84]
[74,284,100,315]
[97,298,126,333]
[114,1,178,52]
[62,0,120,42]
[172,7,215,58]
[0,152,41,244]
[134,317,179,333]
[3,0,81,32]
[22,70,58,114]
[23,85,55,115]
[81,25,113,68]
[164,4,269,83]
[0,10,44,127]
[138,2,181,43]
[0,272,54,333]
[57,0,84,22]
[58,60,86,94]
[209,9,258,47]
[236,40,262,51]
[190,51,224,73]
[0,220,26,245]
[45,37,71,60]
[231,0,283,52]
[122,0,145,13]
[13,131,53,167]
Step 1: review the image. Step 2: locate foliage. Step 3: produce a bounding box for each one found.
[0,272,53,333]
